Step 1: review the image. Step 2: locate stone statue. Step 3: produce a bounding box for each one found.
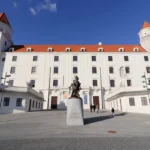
[119,66,126,87]
[68,76,82,98]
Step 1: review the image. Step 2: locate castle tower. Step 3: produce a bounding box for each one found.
[0,12,13,53]
[139,21,150,52]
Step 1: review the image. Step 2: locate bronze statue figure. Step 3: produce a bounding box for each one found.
[68,76,82,98]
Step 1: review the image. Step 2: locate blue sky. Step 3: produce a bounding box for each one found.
[0,0,150,45]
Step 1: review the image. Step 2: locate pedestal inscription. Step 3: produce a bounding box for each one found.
[66,97,84,126]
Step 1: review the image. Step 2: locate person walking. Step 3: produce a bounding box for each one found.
[96,105,99,113]
[111,107,115,117]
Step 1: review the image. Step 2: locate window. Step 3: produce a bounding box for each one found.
[16,98,22,107]
[54,56,59,61]
[32,101,34,108]
[92,56,96,61]
[144,56,149,61]
[108,56,113,61]
[93,80,97,86]
[33,56,38,61]
[73,67,78,73]
[39,103,40,108]
[2,58,5,62]
[92,67,97,73]
[3,97,10,106]
[146,67,150,73]
[12,56,17,61]
[54,67,58,74]
[141,97,148,106]
[4,41,7,46]
[30,80,35,87]
[31,67,36,73]
[110,80,115,87]
[36,102,37,108]
[8,80,14,86]
[53,80,58,86]
[124,56,129,61]
[129,98,135,106]
[125,67,130,73]
[148,79,150,85]
[73,56,78,61]
[127,80,132,86]
[109,67,114,73]
[10,67,16,74]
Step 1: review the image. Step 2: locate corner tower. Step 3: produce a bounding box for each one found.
[0,12,13,53]
[139,21,150,52]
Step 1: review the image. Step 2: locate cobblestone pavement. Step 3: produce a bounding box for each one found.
[0,110,150,149]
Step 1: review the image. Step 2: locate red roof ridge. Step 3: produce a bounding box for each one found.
[142,21,150,29]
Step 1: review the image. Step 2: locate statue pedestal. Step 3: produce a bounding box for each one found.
[66,97,84,126]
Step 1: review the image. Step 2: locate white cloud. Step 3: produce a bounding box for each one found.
[13,1,18,8]
[29,0,57,15]
[29,7,37,16]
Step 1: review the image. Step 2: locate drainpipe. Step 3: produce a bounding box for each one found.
[47,67,51,110]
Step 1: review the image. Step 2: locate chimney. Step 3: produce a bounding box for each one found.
[98,42,102,45]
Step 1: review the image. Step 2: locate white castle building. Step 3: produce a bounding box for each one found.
[0,13,150,114]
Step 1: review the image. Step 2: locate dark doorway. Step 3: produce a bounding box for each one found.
[51,96,57,109]
[93,96,100,106]
[29,99,32,112]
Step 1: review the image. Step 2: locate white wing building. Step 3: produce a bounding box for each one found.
[0,13,150,114]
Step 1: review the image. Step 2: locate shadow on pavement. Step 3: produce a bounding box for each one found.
[84,112,126,125]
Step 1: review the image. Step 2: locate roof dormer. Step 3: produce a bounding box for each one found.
[98,47,104,52]
[118,47,124,52]
[48,47,53,52]
[66,47,71,52]
[9,47,14,52]
[27,47,32,52]
[133,47,139,52]
[80,47,86,52]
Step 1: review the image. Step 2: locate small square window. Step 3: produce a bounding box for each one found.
[31,67,36,73]
[2,58,5,62]
[109,67,114,73]
[110,80,115,87]
[12,56,17,61]
[124,56,129,61]
[16,98,22,107]
[8,80,14,86]
[30,80,35,87]
[73,67,78,73]
[54,67,58,73]
[129,98,135,106]
[125,67,130,73]
[92,56,96,61]
[93,80,97,86]
[92,67,97,73]
[108,56,113,61]
[127,80,132,86]
[3,97,10,106]
[33,56,38,61]
[144,56,149,61]
[146,67,150,73]
[73,56,78,61]
[53,80,58,86]
[10,67,16,74]
[141,97,148,106]
[54,56,59,61]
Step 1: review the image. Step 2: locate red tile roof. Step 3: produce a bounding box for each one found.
[142,21,150,29]
[7,45,146,52]
[0,12,11,27]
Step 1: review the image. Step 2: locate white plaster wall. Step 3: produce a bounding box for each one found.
[1,52,150,110]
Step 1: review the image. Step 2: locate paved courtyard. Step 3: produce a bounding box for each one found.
[0,110,150,149]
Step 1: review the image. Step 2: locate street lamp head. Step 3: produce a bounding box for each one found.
[6,75,11,77]
[143,86,146,88]
[142,81,145,83]
[142,75,145,78]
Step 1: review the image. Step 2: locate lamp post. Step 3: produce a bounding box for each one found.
[0,72,11,108]
[99,68,104,109]
[142,72,150,104]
